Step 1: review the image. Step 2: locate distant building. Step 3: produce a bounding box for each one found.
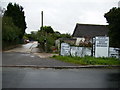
[55,38,76,52]
[72,23,109,46]
[55,38,76,46]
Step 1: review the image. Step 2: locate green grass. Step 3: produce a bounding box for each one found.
[52,55,120,65]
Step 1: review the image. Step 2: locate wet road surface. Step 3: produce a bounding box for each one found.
[2,52,77,66]
[2,42,120,88]
[4,41,39,53]
[2,41,74,66]
[2,67,120,88]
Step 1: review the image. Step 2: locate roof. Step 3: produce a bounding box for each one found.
[72,23,109,38]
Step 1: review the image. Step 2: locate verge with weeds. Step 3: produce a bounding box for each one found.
[52,55,120,65]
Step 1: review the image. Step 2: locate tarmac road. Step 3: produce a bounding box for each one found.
[2,41,120,88]
[2,67,120,88]
[2,41,76,66]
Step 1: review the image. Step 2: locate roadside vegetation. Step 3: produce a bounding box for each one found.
[24,26,71,52]
[52,55,120,65]
[104,7,120,48]
[2,3,71,51]
[2,3,26,50]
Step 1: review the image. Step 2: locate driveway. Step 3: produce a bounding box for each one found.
[2,41,78,67]
[4,41,39,53]
[2,52,78,67]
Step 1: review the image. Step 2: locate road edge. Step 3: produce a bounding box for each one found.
[1,65,120,69]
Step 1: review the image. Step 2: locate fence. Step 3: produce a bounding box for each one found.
[109,47,120,58]
[60,43,92,57]
[70,46,91,57]
[60,43,120,58]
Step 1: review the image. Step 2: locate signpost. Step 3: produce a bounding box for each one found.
[60,43,70,56]
[94,36,109,57]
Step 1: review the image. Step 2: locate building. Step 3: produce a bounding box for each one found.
[72,23,109,46]
[55,38,76,46]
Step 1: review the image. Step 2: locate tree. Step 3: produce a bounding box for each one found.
[41,26,54,33]
[60,33,72,38]
[2,16,21,49]
[4,3,27,39]
[104,7,120,47]
[2,16,21,41]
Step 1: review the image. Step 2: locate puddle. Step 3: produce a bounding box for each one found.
[30,55,35,57]
[21,53,30,56]
[20,53,35,58]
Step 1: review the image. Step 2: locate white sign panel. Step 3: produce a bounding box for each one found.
[76,47,83,57]
[70,46,77,56]
[96,37,109,47]
[70,47,91,57]
[95,37,109,57]
[60,43,70,56]
[109,47,119,58]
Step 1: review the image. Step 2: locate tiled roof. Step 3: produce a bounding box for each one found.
[72,23,109,38]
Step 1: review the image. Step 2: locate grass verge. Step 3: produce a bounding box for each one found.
[52,55,120,65]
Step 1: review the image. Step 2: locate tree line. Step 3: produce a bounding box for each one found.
[2,3,27,49]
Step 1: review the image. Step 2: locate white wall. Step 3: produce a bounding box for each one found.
[61,43,92,57]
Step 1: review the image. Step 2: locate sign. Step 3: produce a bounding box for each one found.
[71,47,78,56]
[95,36,109,57]
[60,43,70,56]
[109,47,119,58]
[96,37,109,47]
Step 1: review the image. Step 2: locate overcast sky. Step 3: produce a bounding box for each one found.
[0,0,119,34]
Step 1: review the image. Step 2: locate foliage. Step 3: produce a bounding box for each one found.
[41,26,54,33]
[78,42,92,47]
[104,7,120,48]
[36,29,55,52]
[24,33,35,41]
[24,26,72,52]
[2,3,26,49]
[2,16,22,49]
[52,55,120,65]
[2,16,21,41]
[60,33,72,38]
[4,2,26,39]
[23,35,29,40]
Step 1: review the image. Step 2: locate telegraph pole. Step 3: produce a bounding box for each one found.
[41,11,47,52]
[41,11,43,29]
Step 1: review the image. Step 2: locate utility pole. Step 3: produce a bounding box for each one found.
[41,11,43,29]
[41,11,47,52]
